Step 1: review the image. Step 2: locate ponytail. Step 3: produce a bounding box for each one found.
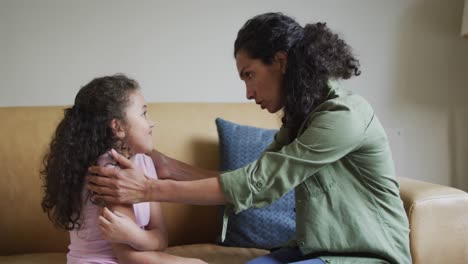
[41,107,91,230]
[281,22,361,140]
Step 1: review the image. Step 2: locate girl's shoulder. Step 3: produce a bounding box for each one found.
[133,154,158,179]
[96,152,118,168]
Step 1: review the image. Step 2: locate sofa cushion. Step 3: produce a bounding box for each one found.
[398,177,468,264]
[215,118,295,249]
[0,244,268,264]
[0,253,66,264]
[166,243,268,264]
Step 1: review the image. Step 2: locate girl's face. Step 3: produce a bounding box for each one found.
[235,49,286,113]
[118,90,155,155]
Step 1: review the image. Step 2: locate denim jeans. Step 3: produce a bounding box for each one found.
[246,247,325,264]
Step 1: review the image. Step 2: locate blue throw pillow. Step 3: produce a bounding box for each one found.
[215,118,295,249]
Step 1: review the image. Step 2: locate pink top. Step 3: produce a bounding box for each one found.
[67,153,157,264]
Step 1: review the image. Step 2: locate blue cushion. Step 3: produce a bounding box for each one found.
[215,118,295,249]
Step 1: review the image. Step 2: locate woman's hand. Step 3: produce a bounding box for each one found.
[99,207,141,246]
[87,149,150,204]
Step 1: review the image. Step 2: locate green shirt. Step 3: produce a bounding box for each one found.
[220,83,411,264]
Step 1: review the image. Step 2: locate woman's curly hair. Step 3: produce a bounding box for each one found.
[234,13,361,140]
[40,74,139,230]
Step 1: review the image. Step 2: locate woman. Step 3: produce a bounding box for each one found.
[87,13,412,264]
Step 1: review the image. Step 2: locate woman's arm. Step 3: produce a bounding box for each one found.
[90,174,227,205]
[148,177,227,205]
[149,149,219,181]
[87,150,227,205]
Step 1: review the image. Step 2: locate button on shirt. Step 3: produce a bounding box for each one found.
[219,82,412,264]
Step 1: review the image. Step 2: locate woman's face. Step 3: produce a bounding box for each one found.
[235,50,286,113]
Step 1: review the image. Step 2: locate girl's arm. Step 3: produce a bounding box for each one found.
[133,202,167,251]
[104,203,205,264]
[99,203,167,251]
[110,246,206,264]
[99,179,226,249]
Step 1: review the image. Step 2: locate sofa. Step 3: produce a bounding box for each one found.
[0,103,467,264]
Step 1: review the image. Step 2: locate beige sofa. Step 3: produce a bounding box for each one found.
[0,103,467,264]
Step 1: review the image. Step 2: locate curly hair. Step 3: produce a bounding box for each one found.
[40,74,139,230]
[234,13,361,139]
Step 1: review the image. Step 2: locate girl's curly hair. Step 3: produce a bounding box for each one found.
[234,12,361,140]
[40,74,139,230]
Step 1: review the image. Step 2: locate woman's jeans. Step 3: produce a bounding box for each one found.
[246,247,326,264]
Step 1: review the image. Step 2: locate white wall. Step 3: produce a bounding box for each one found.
[1,0,468,190]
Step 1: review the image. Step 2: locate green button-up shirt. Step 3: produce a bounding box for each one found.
[219,83,411,264]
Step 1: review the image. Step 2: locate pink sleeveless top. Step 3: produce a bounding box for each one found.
[67,154,157,264]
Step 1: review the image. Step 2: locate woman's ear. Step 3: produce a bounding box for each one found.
[110,119,126,139]
[274,51,288,74]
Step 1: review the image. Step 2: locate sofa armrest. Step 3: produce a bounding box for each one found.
[398,177,468,264]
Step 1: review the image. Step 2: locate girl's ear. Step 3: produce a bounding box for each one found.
[274,51,288,74]
[110,119,126,139]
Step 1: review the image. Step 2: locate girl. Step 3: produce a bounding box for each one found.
[41,74,206,264]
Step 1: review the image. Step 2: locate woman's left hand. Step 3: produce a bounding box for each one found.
[99,207,140,245]
[87,149,150,204]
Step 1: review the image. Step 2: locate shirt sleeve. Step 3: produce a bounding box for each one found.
[219,108,370,213]
[129,154,158,180]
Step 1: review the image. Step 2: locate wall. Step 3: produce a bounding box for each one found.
[1,0,468,190]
